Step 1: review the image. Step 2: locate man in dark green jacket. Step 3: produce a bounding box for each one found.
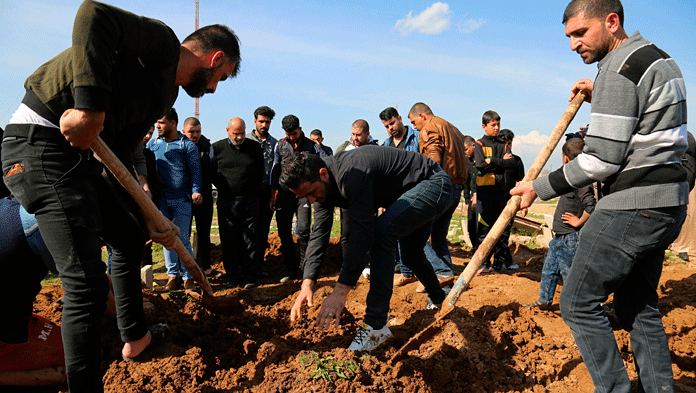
[1,1,241,391]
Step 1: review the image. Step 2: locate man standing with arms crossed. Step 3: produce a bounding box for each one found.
[182,116,219,278]
[512,0,687,391]
[1,1,241,390]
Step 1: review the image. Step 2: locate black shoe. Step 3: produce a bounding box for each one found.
[279,269,301,283]
[225,280,240,288]
[244,282,257,289]
[678,252,690,261]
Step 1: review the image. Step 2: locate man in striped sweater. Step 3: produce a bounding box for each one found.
[512,0,688,391]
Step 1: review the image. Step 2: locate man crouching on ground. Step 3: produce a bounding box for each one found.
[282,147,451,352]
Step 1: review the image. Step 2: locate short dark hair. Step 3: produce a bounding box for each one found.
[282,114,300,132]
[183,117,200,128]
[279,152,327,190]
[463,135,476,145]
[163,107,178,124]
[482,110,500,125]
[379,107,400,121]
[409,102,433,117]
[352,119,369,134]
[183,24,242,78]
[562,0,624,27]
[310,129,323,137]
[498,129,515,141]
[562,137,585,160]
[254,106,276,120]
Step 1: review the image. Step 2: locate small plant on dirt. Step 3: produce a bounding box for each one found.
[297,351,359,381]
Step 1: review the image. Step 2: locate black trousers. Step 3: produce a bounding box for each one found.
[2,124,148,393]
[275,190,311,272]
[217,197,259,283]
[191,192,213,270]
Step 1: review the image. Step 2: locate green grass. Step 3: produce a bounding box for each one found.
[297,351,359,381]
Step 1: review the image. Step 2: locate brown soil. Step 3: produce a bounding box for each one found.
[36,234,696,392]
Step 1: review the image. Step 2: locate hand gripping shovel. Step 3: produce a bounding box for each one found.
[90,137,244,315]
[390,92,587,363]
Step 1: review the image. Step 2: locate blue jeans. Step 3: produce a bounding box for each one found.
[560,206,686,393]
[365,170,452,329]
[538,232,578,304]
[159,196,194,281]
[399,187,461,277]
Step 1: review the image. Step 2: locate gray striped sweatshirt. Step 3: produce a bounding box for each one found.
[534,31,688,210]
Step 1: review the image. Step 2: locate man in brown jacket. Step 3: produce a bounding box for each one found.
[407,102,468,290]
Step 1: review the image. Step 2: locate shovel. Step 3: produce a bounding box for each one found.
[390,91,587,362]
[90,137,243,315]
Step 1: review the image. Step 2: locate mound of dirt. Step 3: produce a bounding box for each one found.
[35,235,696,392]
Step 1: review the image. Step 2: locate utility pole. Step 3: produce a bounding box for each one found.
[194,0,200,118]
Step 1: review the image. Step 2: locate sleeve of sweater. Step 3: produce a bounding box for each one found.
[71,0,180,110]
[302,202,334,282]
[534,71,637,200]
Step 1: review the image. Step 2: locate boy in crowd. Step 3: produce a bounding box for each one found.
[525,137,595,308]
[474,111,516,274]
[497,128,525,269]
[462,135,479,251]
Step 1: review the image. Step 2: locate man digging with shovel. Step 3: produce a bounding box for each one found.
[1,1,241,391]
[512,0,688,391]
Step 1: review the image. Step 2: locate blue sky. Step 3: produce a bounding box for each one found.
[1,0,694,170]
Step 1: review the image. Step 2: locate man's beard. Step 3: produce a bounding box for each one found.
[256,128,269,138]
[231,138,243,147]
[183,67,216,98]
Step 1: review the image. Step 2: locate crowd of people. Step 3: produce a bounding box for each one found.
[0,0,689,392]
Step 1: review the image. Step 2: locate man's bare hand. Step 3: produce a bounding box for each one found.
[146,217,180,250]
[290,279,315,322]
[510,181,538,210]
[562,212,582,227]
[60,109,106,149]
[503,152,513,160]
[192,193,203,205]
[571,78,594,103]
[316,283,350,331]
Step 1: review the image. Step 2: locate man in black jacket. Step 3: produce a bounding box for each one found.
[211,118,264,288]
[283,147,450,352]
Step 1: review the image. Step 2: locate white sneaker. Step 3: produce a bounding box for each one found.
[425,300,441,310]
[361,267,371,279]
[348,322,392,352]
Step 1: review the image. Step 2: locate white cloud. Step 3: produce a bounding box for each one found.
[516,130,548,146]
[458,18,486,34]
[395,2,452,36]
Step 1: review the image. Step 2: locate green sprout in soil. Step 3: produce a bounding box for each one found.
[297,351,359,381]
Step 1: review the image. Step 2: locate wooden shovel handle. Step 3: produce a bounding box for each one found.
[443,91,587,310]
[90,137,214,296]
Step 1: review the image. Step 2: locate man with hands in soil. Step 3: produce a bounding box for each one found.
[511,0,687,391]
[282,147,451,352]
[0,1,241,391]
